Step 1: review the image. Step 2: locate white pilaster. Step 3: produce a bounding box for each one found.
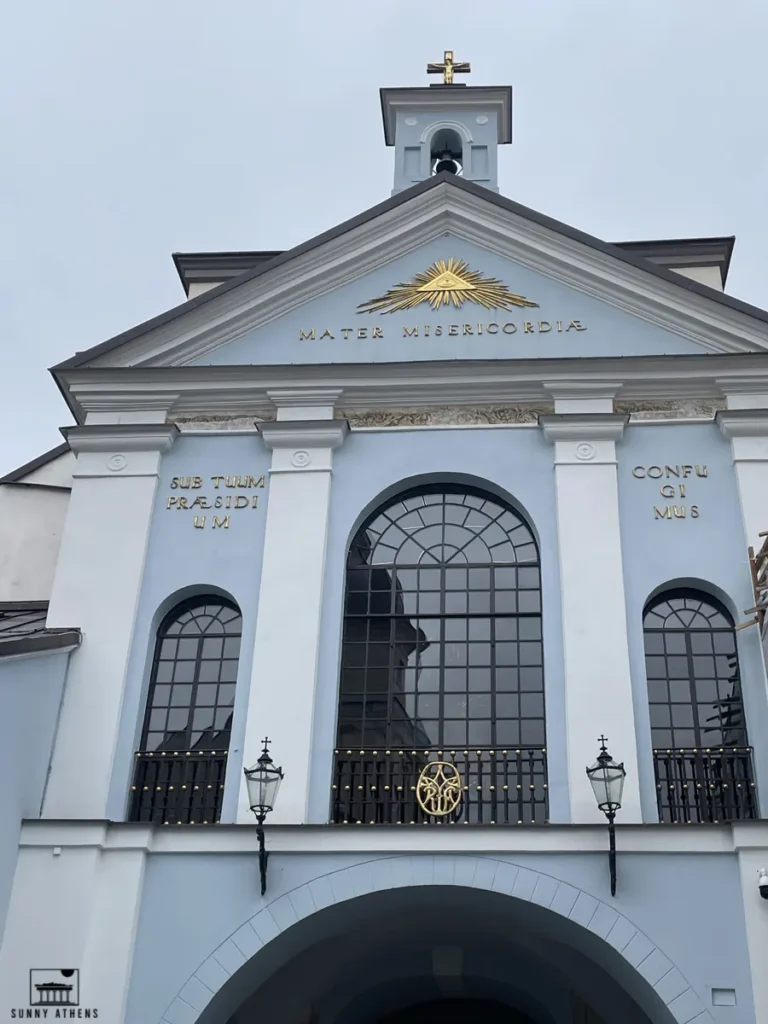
[238,402,348,824]
[716,407,768,553]
[0,825,150,1023]
[733,823,768,1024]
[540,411,642,823]
[43,424,178,819]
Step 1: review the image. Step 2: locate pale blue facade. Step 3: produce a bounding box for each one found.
[2,76,768,1024]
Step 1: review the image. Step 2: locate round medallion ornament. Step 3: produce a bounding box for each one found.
[575,443,596,461]
[416,761,463,817]
[475,115,489,125]
[405,116,418,126]
[107,454,127,472]
[291,450,311,468]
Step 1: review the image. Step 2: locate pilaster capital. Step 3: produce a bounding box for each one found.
[538,413,628,444]
[62,423,179,454]
[259,419,349,473]
[267,389,344,422]
[716,409,768,439]
[542,381,622,414]
[258,419,349,451]
[63,424,179,479]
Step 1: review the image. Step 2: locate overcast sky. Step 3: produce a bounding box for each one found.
[1,0,766,475]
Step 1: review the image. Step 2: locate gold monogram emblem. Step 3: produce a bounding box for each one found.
[416,761,463,817]
[357,259,539,315]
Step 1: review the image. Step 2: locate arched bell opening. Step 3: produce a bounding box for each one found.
[430,127,464,176]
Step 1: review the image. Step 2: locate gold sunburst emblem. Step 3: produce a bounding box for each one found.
[357,258,539,315]
[416,761,463,817]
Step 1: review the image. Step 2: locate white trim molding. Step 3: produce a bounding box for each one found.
[43,425,178,819]
[541,412,642,823]
[238,414,349,824]
[717,408,768,551]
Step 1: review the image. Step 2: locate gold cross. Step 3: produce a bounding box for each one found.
[427,50,471,86]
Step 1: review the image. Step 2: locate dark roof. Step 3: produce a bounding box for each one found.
[51,173,768,373]
[0,442,70,485]
[0,603,81,659]
[611,236,735,288]
[173,251,284,296]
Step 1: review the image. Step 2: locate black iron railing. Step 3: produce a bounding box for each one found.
[653,747,758,823]
[129,750,228,824]
[331,747,548,825]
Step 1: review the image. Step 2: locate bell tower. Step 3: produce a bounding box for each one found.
[380,51,513,195]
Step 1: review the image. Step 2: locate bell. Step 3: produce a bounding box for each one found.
[435,157,460,175]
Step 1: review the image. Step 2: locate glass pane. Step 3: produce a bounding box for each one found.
[173,662,195,684]
[495,694,518,718]
[468,721,491,745]
[202,638,223,658]
[196,684,218,706]
[151,684,171,707]
[155,662,173,683]
[198,661,219,683]
[467,694,491,718]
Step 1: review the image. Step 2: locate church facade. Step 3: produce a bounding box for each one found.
[1,57,767,1024]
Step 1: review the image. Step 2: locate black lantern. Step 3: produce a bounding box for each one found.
[243,738,284,895]
[586,736,626,897]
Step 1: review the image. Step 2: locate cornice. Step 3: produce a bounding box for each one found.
[380,86,513,145]
[539,412,628,443]
[19,817,750,855]
[62,423,179,454]
[258,419,350,450]
[716,409,768,439]
[55,357,768,424]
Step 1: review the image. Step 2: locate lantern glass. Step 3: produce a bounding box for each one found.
[244,743,284,821]
[586,745,626,815]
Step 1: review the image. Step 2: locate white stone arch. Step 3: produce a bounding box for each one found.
[157,855,715,1024]
[419,119,474,145]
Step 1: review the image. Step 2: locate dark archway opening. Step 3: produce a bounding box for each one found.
[199,886,676,1024]
[378,998,535,1024]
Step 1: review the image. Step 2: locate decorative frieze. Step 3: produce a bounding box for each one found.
[338,405,552,427]
[171,415,269,431]
[169,400,724,433]
[616,399,724,420]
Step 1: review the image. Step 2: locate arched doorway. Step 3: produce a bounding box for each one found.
[378,998,535,1024]
[185,884,685,1024]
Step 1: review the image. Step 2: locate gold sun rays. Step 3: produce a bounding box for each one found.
[356,258,539,315]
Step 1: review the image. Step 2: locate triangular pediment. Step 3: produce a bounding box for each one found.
[54,176,768,374]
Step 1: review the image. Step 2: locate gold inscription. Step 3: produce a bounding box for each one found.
[634,465,707,520]
[298,320,588,341]
[166,474,265,528]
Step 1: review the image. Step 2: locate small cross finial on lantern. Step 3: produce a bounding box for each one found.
[261,736,271,755]
[598,735,609,753]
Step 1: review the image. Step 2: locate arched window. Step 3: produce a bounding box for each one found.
[129,596,242,825]
[333,486,547,826]
[643,589,757,823]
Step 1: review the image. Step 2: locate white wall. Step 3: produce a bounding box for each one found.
[187,281,222,299]
[0,485,71,601]
[672,265,723,291]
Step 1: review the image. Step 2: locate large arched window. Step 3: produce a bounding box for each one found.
[333,486,546,826]
[643,589,757,823]
[129,596,242,825]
